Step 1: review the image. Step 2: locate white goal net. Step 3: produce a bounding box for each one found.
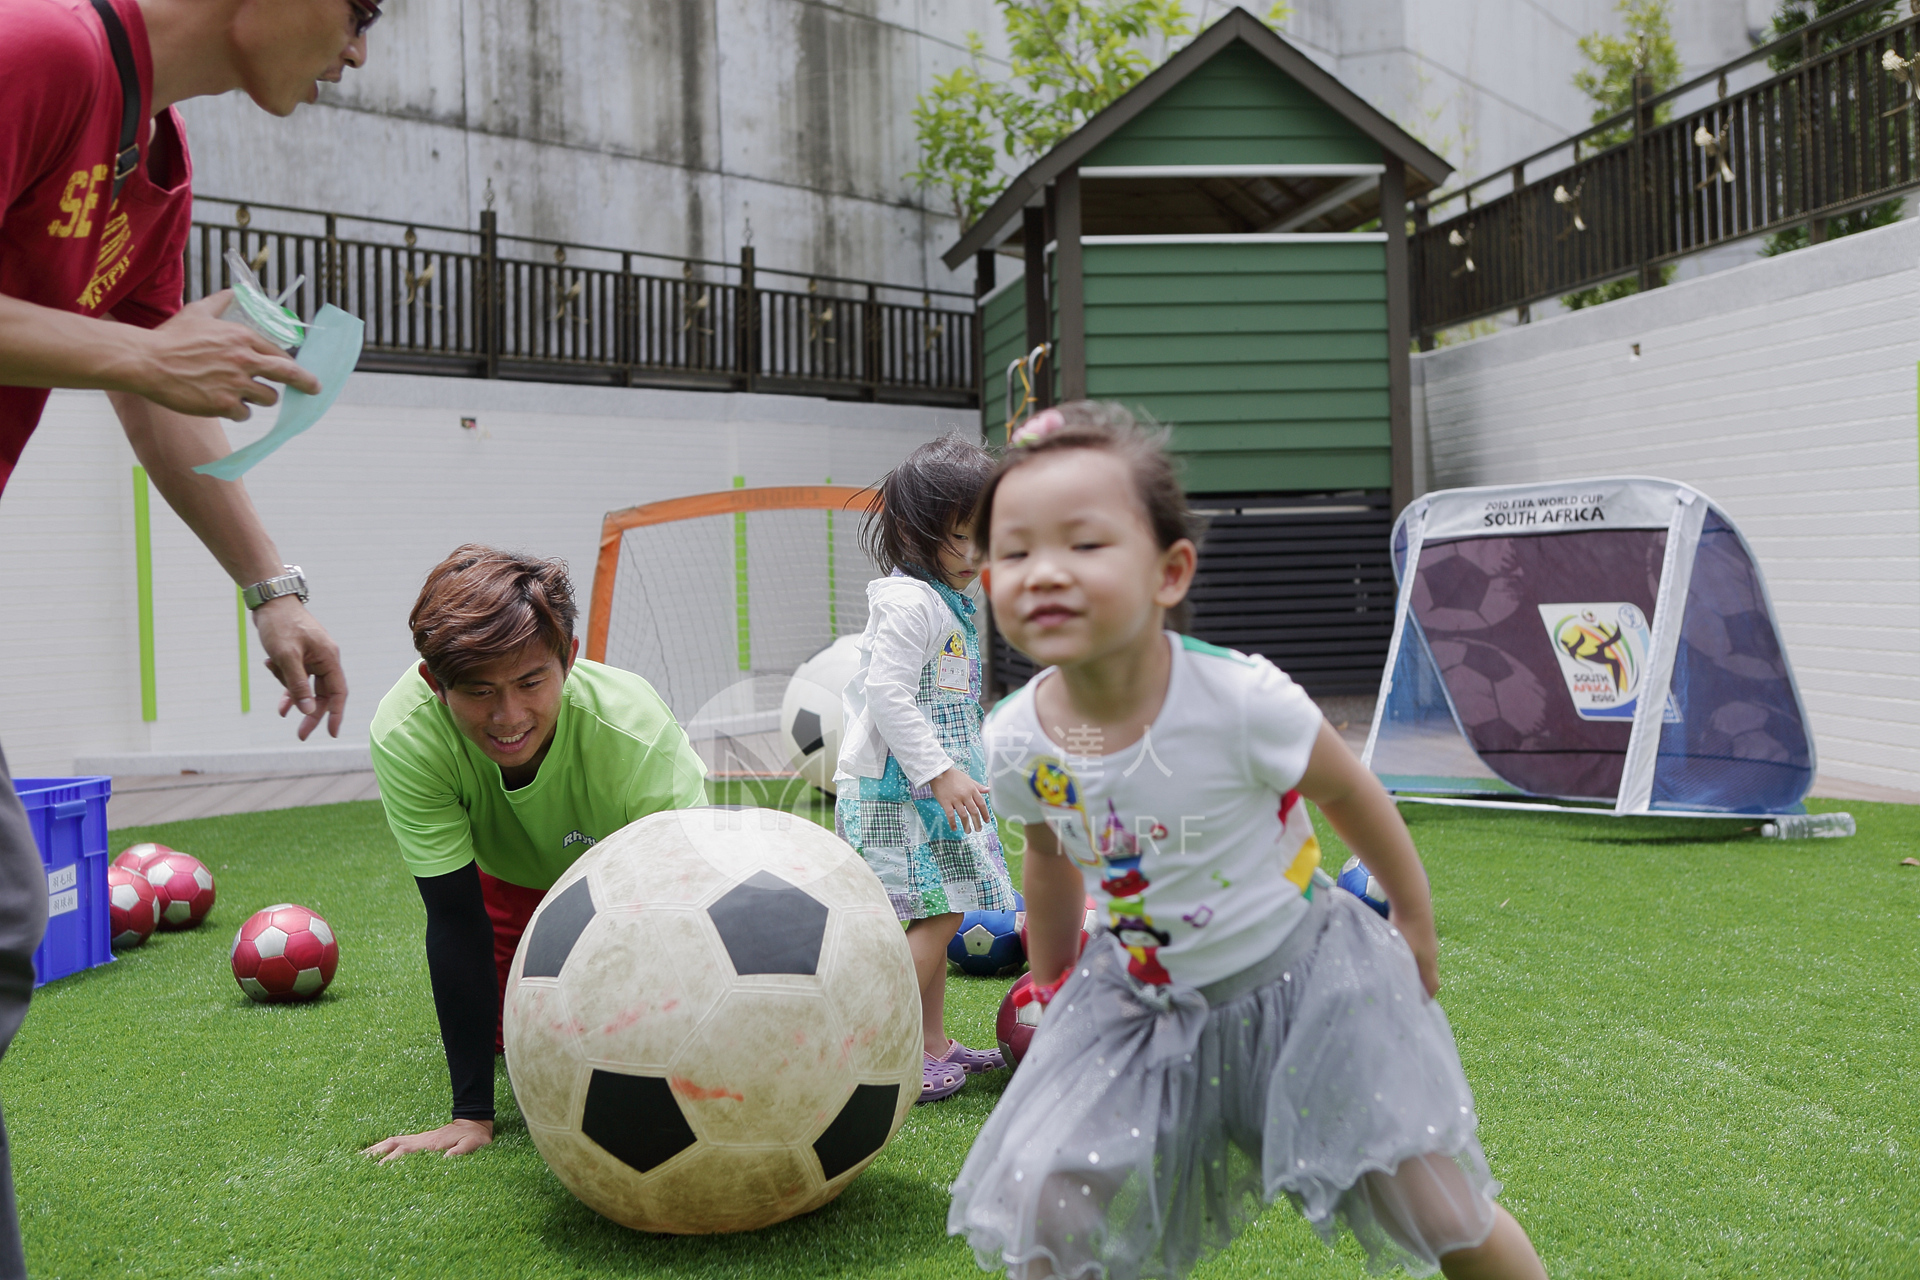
[587,486,883,781]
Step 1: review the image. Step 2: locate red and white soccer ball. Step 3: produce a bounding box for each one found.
[145,851,216,929]
[113,842,173,875]
[996,973,1046,1068]
[230,904,338,1003]
[107,866,160,949]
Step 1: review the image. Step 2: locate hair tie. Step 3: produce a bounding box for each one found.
[1010,408,1066,448]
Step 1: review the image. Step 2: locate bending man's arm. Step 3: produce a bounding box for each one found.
[0,290,317,419]
[112,392,345,739]
[361,864,496,1163]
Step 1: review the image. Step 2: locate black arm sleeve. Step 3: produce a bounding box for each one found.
[415,863,497,1123]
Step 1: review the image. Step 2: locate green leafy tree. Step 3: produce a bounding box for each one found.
[1762,0,1903,254]
[1562,0,1682,310]
[908,1,1292,228]
[1572,0,1683,150]
[906,65,1007,230]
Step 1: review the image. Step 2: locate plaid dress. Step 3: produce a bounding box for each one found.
[836,578,1014,921]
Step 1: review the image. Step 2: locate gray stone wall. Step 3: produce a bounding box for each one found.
[179,0,1005,294]
[1269,0,1776,187]
[177,1,1779,295]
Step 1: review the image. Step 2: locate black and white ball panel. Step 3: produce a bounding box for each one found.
[501,808,922,1232]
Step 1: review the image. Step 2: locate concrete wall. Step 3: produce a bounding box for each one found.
[178,0,1011,293]
[1270,0,1771,185]
[0,377,967,777]
[1410,217,1920,796]
[175,0,1773,300]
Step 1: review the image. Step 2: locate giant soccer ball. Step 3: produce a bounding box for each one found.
[503,806,920,1234]
[779,635,863,796]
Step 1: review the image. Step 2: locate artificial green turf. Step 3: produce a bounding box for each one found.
[8,795,1919,1277]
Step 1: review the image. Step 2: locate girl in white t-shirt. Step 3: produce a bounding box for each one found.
[948,405,1547,1280]
[836,435,1017,1102]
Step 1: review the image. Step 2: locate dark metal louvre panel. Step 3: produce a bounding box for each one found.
[1186,490,1395,694]
[988,490,1394,700]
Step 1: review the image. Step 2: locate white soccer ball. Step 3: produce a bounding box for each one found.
[779,634,863,796]
[503,806,920,1234]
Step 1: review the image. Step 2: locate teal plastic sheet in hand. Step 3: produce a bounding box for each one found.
[194,305,363,481]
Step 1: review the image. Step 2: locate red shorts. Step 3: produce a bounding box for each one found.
[478,868,547,1053]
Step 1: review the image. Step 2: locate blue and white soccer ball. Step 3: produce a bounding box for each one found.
[1337,856,1390,918]
[947,893,1027,977]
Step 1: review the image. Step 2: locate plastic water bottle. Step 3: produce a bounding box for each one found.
[1760,813,1855,839]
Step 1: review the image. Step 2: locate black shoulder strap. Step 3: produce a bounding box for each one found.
[87,0,142,203]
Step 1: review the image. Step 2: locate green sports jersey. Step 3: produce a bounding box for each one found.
[369,659,707,888]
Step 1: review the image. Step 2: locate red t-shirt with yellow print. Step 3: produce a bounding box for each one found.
[0,0,194,496]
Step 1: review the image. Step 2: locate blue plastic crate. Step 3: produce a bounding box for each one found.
[13,777,113,986]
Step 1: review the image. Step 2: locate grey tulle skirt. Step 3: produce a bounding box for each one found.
[948,888,1499,1279]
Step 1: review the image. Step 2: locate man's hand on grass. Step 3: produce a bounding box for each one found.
[361,1118,493,1163]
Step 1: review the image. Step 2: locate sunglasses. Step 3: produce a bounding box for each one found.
[345,0,382,37]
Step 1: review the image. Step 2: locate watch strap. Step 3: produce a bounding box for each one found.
[242,567,308,611]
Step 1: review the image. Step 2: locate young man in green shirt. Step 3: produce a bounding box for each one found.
[361,545,706,1162]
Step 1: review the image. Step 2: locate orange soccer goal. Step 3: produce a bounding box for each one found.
[586,484,883,774]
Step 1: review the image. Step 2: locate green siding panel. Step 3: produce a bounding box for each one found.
[1085,301,1386,336]
[980,273,1028,439]
[1098,388,1389,425]
[1084,42,1381,168]
[1087,331,1386,363]
[1083,242,1385,275]
[1089,137,1380,166]
[1086,273,1385,307]
[1076,237,1388,491]
[1089,360,1388,396]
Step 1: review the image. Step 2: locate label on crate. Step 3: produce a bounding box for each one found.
[48,889,77,917]
[46,865,75,895]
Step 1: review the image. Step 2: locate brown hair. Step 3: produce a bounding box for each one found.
[410,545,578,685]
[975,402,1196,629]
[861,433,997,580]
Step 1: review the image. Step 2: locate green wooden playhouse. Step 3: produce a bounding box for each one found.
[947,8,1451,695]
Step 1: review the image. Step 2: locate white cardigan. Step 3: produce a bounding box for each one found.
[835,572,979,786]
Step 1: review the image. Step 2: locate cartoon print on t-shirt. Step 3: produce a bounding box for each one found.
[1028,757,1097,865]
[1278,789,1323,893]
[1094,799,1173,985]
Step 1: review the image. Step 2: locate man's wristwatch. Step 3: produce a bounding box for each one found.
[241,566,309,611]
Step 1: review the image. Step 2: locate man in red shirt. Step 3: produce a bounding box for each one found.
[0,1,380,1271]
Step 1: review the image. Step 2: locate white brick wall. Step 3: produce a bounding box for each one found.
[1413,218,1920,795]
[0,376,967,777]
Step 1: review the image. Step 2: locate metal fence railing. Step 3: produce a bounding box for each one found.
[185,198,979,408]
[1412,0,1920,339]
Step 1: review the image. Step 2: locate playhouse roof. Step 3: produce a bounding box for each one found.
[941,7,1455,270]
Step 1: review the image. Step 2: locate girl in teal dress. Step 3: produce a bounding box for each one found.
[836,436,1016,1102]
